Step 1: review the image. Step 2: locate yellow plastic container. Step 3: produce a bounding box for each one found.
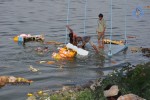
[13,36,18,42]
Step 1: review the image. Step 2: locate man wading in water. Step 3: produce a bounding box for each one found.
[66,25,99,53]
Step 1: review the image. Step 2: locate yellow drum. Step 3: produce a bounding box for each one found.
[13,36,19,42]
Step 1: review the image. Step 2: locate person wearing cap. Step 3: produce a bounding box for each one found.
[96,13,106,48]
[66,25,99,53]
[104,84,146,100]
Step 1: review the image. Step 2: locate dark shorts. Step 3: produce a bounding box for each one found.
[82,36,91,43]
[76,36,91,46]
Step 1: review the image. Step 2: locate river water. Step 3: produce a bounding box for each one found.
[0,0,149,100]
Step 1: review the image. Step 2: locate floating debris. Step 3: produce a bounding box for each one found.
[0,76,33,88]
[141,48,150,57]
[127,36,136,38]
[13,34,44,43]
[103,39,124,45]
[144,6,150,9]
[45,41,63,45]
[10,77,33,85]
[52,47,76,60]
[35,47,49,52]
[46,61,55,65]
[111,60,117,64]
[29,65,39,72]
[38,60,47,64]
[130,47,141,53]
[130,47,150,57]
[36,60,55,65]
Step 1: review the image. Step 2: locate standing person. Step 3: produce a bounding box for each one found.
[66,25,99,53]
[96,13,106,48]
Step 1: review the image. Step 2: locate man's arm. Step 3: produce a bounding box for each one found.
[66,25,73,33]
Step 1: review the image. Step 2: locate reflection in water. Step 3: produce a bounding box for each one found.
[136,8,141,17]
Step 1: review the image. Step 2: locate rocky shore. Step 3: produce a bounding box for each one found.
[27,61,150,100]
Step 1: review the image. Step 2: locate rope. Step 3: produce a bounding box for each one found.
[108,0,113,56]
[108,0,128,57]
[84,0,88,35]
[65,0,71,44]
[124,0,127,46]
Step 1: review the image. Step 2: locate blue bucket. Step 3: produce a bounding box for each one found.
[18,36,24,42]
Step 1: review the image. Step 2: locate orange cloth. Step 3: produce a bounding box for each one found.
[52,47,76,60]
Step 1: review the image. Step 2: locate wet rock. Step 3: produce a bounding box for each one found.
[62,86,72,91]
